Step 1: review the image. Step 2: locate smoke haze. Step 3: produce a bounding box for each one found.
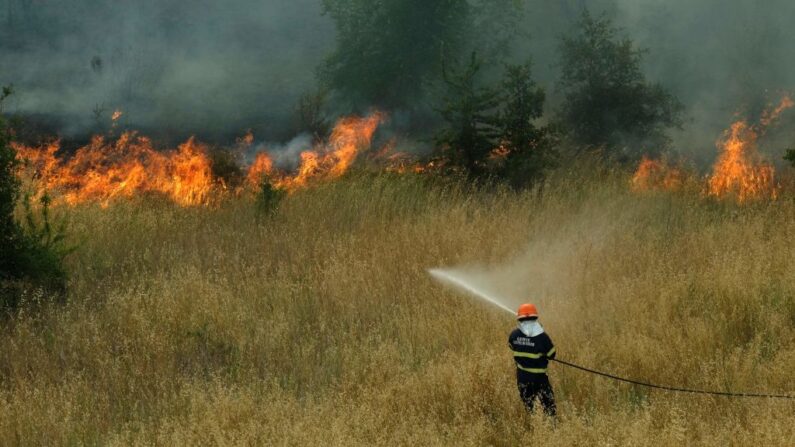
[0,0,334,141]
[429,191,633,323]
[3,0,795,159]
[521,0,795,162]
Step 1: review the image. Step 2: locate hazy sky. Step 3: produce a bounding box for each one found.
[1,0,335,141]
[3,0,795,160]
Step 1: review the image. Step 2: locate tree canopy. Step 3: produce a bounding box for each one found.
[320,0,470,111]
[556,11,683,157]
[319,0,524,113]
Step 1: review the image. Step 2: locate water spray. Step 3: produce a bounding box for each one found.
[427,268,514,315]
[427,267,795,400]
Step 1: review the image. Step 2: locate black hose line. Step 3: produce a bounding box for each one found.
[550,358,795,399]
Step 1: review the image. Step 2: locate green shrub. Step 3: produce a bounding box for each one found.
[256,179,286,214]
[785,148,795,166]
[0,87,71,313]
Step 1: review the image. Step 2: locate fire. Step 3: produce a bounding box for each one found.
[246,112,385,191]
[630,156,685,192]
[111,110,123,122]
[631,96,792,203]
[15,112,392,207]
[15,133,215,207]
[706,96,792,202]
[246,152,274,188]
[281,112,384,188]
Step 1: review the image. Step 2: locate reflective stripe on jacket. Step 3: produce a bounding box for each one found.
[508,328,556,380]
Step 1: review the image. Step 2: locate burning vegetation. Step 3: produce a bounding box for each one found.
[705,96,793,202]
[630,157,686,193]
[15,134,215,207]
[15,95,795,209]
[632,96,793,202]
[13,112,422,207]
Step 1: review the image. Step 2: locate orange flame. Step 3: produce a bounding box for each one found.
[246,152,274,188]
[631,156,685,192]
[706,96,792,202]
[247,112,385,191]
[631,96,792,203]
[15,132,215,207]
[15,112,392,206]
[280,112,384,189]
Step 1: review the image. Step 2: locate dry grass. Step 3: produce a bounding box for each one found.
[1,165,795,446]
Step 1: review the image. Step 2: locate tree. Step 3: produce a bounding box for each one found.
[321,0,470,111]
[497,63,555,187]
[556,11,683,158]
[434,57,556,184]
[434,53,501,177]
[319,0,525,114]
[294,89,330,143]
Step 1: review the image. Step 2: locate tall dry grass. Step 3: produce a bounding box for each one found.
[1,164,794,445]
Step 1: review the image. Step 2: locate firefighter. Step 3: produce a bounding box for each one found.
[508,303,556,416]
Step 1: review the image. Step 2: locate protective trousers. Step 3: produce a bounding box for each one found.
[518,376,556,416]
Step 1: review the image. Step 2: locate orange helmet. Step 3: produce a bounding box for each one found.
[517,303,538,320]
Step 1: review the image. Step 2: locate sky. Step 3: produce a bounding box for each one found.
[3,0,795,161]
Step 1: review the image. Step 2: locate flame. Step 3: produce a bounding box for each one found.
[246,152,275,188]
[488,145,511,161]
[15,132,215,207]
[15,112,392,207]
[631,96,792,203]
[237,130,254,147]
[277,112,384,189]
[111,109,123,122]
[631,156,685,192]
[247,112,385,191]
[706,96,792,202]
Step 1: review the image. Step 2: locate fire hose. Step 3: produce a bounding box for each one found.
[427,268,795,400]
[548,357,795,399]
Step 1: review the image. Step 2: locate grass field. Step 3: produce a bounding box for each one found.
[1,163,795,445]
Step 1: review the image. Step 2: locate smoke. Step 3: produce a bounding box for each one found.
[0,0,334,141]
[429,193,628,321]
[247,133,314,170]
[3,0,795,159]
[520,0,795,162]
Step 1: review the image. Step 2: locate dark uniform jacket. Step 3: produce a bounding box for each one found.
[508,328,556,382]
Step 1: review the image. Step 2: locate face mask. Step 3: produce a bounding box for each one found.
[519,320,543,337]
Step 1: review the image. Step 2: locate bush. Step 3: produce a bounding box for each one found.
[209,148,245,189]
[785,148,795,166]
[0,87,70,312]
[256,179,286,215]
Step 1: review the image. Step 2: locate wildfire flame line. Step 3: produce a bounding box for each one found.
[14,112,431,207]
[632,95,793,203]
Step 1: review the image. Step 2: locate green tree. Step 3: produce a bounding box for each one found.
[434,53,501,177]
[321,0,469,111]
[556,11,683,157]
[320,0,524,113]
[497,63,555,187]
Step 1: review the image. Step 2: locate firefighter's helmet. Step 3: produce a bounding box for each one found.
[516,303,538,320]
